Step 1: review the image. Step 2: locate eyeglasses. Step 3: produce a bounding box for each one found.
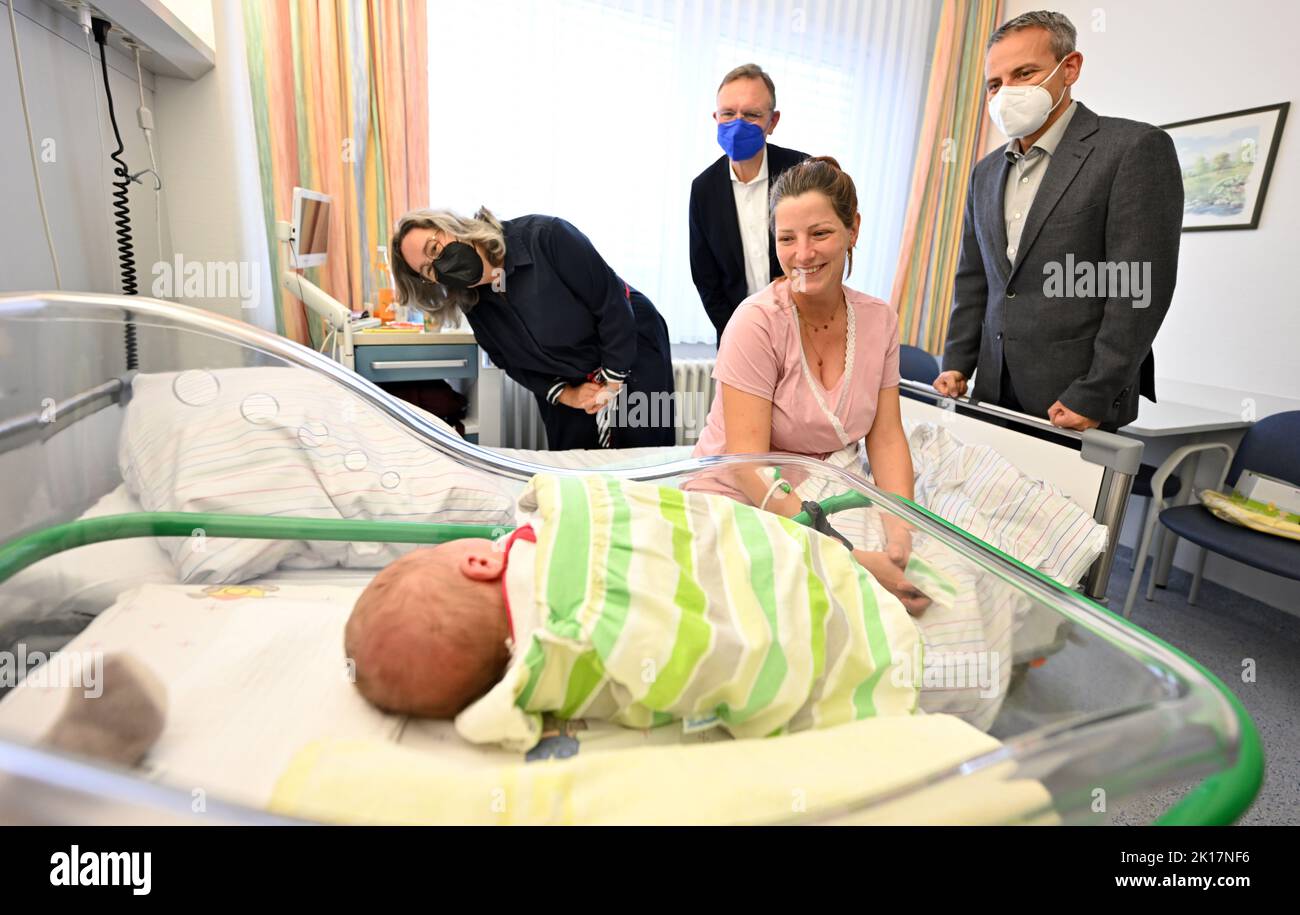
[717,109,769,123]
[418,238,446,283]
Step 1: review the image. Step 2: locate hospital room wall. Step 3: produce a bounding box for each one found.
[0,0,163,534]
[0,0,272,334]
[0,0,266,538]
[1002,0,1300,616]
[998,0,1300,407]
[157,0,214,50]
[0,0,169,296]
[150,0,275,337]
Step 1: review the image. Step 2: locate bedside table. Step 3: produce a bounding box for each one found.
[352,330,502,446]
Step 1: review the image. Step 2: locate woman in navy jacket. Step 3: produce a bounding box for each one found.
[392,208,675,450]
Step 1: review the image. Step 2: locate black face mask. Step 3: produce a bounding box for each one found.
[431,241,484,290]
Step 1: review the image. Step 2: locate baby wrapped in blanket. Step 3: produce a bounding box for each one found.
[345,474,922,751]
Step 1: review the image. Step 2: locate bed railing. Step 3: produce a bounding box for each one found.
[0,376,132,451]
[0,294,1140,602]
[897,379,1142,601]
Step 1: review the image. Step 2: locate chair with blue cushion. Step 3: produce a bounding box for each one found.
[1127,463,1183,571]
[1122,411,1300,617]
[899,345,940,401]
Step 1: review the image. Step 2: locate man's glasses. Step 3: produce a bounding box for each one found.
[717,109,769,123]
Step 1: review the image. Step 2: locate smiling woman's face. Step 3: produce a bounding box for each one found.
[773,191,856,296]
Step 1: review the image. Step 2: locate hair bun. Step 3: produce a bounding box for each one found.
[808,155,843,171]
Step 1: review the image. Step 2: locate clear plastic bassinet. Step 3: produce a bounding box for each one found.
[0,293,1262,825]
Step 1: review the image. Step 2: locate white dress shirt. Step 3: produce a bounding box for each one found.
[1003,100,1078,264]
[731,147,771,298]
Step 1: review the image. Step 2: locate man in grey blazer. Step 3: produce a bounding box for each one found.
[934,11,1183,431]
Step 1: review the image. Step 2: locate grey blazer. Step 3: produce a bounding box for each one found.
[941,102,1183,428]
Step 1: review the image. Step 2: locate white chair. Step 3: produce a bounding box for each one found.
[1122,442,1234,617]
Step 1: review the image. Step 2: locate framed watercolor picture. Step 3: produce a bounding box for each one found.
[1162,102,1289,231]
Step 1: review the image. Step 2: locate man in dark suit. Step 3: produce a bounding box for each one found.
[934,11,1183,431]
[689,64,808,347]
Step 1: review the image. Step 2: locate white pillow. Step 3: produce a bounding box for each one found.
[118,367,517,583]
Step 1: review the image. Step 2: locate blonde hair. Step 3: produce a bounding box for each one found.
[768,155,859,278]
[390,207,506,323]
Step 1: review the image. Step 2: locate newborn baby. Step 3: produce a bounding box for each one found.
[346,475,922,751]
[345,538,513,719]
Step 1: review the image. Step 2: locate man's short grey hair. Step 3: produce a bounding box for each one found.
[718,63,776,110]
[987,10,1077,60]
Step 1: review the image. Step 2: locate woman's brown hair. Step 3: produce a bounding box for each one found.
[768,155,859,277]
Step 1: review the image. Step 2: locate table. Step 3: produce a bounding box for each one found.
[352,329,502,446]
[1121,399,1253,437]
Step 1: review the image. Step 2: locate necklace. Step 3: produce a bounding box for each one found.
[801,324,831,368]
[799,306,838,331]
[796,299,844,369]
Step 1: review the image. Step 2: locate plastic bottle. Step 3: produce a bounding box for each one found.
[373,246,395,323]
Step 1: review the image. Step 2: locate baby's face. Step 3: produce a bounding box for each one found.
[345,540,511,717]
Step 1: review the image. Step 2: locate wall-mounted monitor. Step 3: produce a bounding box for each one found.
[290,187,331,268]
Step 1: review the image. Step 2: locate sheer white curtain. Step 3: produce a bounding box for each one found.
[428,0,938,343]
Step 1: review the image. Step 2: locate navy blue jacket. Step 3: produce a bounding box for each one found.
[688,143,808,341]
[467,215,647,404]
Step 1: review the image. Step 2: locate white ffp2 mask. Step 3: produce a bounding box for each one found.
[988,57,1067,139]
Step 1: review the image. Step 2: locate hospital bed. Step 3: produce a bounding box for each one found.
[0,293,1261,825]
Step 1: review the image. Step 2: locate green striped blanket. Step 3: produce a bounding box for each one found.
[455,475,922,751]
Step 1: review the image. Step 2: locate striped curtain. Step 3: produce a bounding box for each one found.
[891,0,1002,355]
[242,0,429,344]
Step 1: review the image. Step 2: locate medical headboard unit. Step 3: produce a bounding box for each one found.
[279,188,353,368]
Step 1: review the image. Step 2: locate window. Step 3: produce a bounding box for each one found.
[428,0,938,343]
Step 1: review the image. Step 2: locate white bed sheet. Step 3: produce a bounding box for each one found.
[1,572,1031,819]
[0,579,743,812]
[0,580,381,810]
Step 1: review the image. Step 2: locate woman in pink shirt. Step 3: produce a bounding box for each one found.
[686,156,926,613]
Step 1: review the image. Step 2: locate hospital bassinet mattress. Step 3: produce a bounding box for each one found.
[0,579,1049,824]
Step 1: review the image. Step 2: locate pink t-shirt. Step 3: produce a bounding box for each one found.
[687,280,900,496]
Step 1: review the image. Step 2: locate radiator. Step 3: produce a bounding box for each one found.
[500,373,548,450]
[672,358,716,446]
[498,358,718,449]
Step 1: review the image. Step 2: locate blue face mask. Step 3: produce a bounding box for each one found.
[717,118,767,161]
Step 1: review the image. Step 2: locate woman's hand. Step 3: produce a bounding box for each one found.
[558,382,605,412]
[852,549,931,617]
[864,387,919,571]
[882,516,913,569]
[584,381,622,414]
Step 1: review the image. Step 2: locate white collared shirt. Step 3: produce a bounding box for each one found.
[1003,100,1078,264]
[730,147,771,298]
